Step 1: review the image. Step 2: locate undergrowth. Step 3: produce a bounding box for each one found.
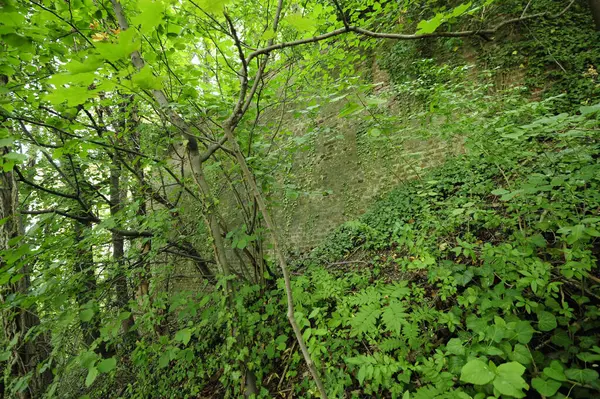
[80,97,600,398]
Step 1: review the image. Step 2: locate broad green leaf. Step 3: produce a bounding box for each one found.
[64,56,103,74]
[131,0,164,33]
[416,13,444,35]
[451,2,472,17]
[357,365,367,384]
[193,0,231,14]
[537,311,557,332]
[80,309,95,322]
[175,328,192,345]
[580,102,600,115]
[85,367,98,387]
[97,357,117,373]
[285,13,317,32]
[543,362,567,381]
[509,344,531,365]
[96,29,140,62]
[261,29,275,40]
[446,338,465,356]
[508,321,534,344]
[564,368,599,384]
[131,66,163,90]
[460,359,495,385]
[493,362,528,398]
[531,377,561,397]
[44,86,98,107]
[158,352,170,368]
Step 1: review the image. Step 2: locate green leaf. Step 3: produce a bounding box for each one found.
[416,13,444,35]
[193,0,231,14]
[85,367,98,387]
[97,357,117,373]
[131,0,164,34]
[261,29,275,41]
[175,328,192,345]
[64,56,103,74]
[357,365,368,384]
[564,368,599,384]
[508,321,534,344]
[158,352,170,368]
[493,362,528,398]
[96,29,140,62]
[537,311,557,332]
[450,2,472,17]
[131,66,163,90]
[350,303,381,337]
[531,377,561,397]
[580,102,600,116]
[285,13,317,32]
[44,86,98,107]
[381,301,407,335]
[509,344,531,365]
[0,137,14,147]
[460,359,495,385]
[446,338,465,356]
[3,152,26,162]
[543,362,567,381]
[80,309,95,322]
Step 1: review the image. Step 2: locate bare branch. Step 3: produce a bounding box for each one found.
[248,0,576,62]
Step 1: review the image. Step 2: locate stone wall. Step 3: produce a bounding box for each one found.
[271,106,462,254]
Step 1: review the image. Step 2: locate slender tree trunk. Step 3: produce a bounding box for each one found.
[73,219,107,353]
[111,0,233,281]
[0,146,52,398]
[222,123,328,398]
[110,154,135,333]
[590,0,600,30]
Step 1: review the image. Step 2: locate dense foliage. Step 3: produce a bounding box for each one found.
[0,0,598,398]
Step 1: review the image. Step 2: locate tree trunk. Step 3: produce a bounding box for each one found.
[0,147,52,398]
[590,0,600,30]
[73,219,105,352]
[110,155,135,334]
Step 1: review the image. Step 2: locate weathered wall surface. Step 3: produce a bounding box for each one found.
[272,112,462,254]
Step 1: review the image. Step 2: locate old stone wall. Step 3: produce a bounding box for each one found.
[271,110,462,255]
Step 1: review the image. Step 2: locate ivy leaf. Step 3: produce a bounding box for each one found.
[507,321,534,344]
[508,344,531,365]
[537,311,557,332]
[175,328,192,345]
[460,359,495,385]
[543,362,567,381]
[564,368,599,384]
[531,377,561,397]
[85,367,98,387]
[97,357,117,373]
[493,362,528,398]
